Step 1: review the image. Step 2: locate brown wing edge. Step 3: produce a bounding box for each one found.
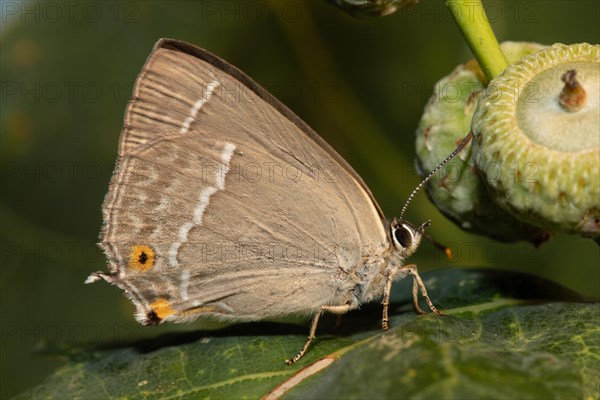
[155,38,385,224]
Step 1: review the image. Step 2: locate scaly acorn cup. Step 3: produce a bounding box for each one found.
[472,43,600,237]
[416,41,551,244]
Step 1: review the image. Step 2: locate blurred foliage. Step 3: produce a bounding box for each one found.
[1,0,598,398]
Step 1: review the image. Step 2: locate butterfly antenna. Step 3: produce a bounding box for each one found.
[399,131,473,220]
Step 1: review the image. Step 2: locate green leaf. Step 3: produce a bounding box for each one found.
[15,269,599,400]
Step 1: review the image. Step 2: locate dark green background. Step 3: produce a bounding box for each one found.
[1,1,598,398]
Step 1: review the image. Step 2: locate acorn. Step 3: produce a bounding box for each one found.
[472,43,599,238]
[415,41,551,244]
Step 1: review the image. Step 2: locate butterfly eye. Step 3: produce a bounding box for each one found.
[393,224,414,249]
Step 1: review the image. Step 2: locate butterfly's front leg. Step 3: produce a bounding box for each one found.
[400,264,445,316]
[381,264,444,330]
[381,269,393,331]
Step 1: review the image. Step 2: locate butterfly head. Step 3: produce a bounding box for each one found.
[390,218,431,258]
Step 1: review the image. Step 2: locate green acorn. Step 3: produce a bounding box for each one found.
[415,42,551,244]
[472,43,600,237]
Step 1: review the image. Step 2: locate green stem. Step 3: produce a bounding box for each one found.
[446,0,508,83]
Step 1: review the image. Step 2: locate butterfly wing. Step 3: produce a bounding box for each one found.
[89,39,390,325]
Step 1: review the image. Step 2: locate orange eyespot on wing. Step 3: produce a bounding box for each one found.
[129,245,155,271]
[147,298,175,324]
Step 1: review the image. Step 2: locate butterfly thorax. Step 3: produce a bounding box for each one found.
[352,218,428,305]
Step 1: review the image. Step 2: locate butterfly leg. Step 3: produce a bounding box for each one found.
[286,304,350,365]
[412,278,426,315]
[401,264,444,316]
[382,269,393,331]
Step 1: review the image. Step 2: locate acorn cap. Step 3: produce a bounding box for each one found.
[415,41,551,244]
[472,43,599,237]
